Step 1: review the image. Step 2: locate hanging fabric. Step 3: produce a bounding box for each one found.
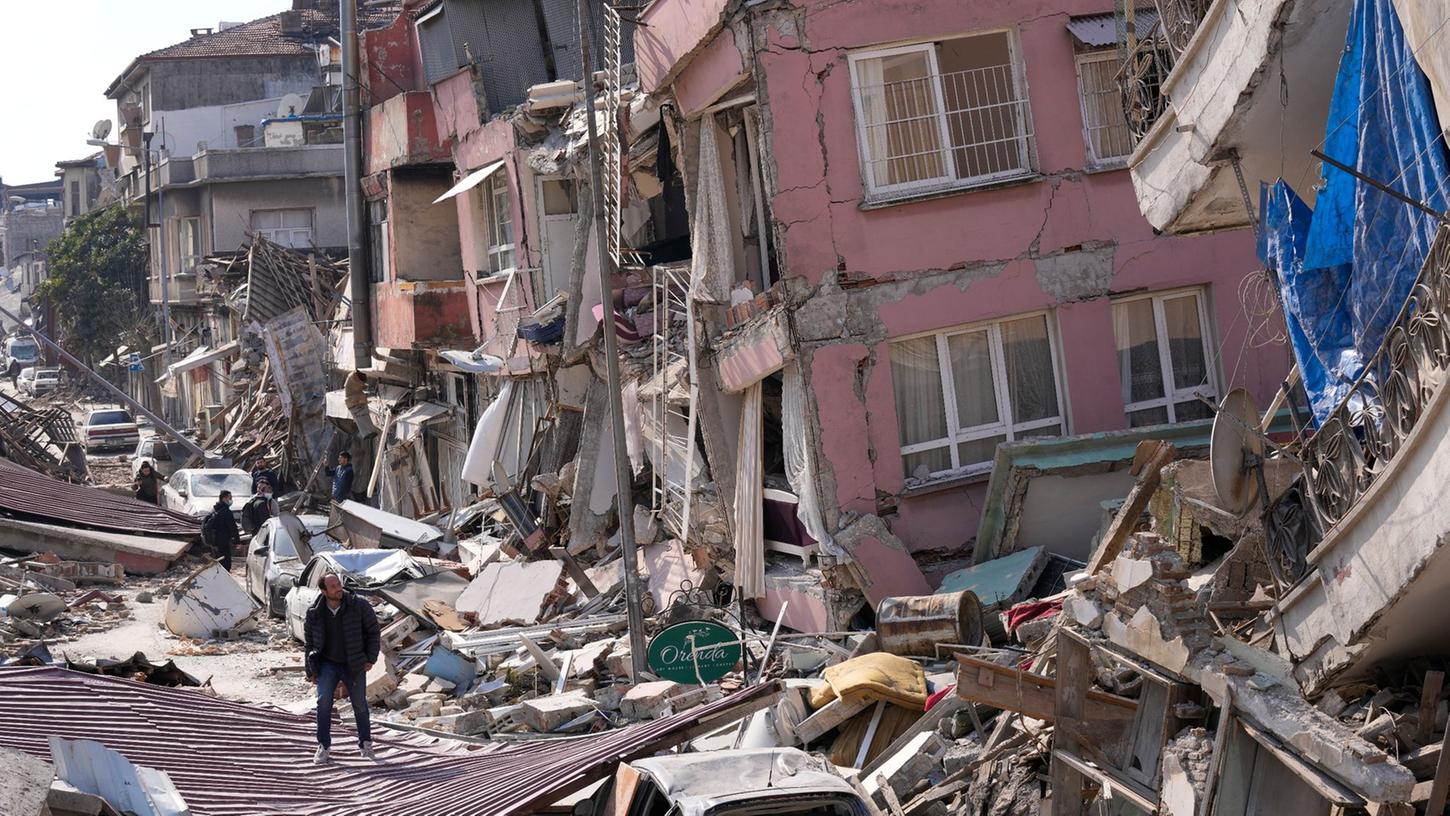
[781,364,842,558]
[689,114,736,304]
[733,382,765,598]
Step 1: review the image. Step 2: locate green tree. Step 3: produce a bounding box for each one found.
[36,205,146,366]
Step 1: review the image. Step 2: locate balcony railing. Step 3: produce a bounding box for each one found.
[1155,0,1213,60]
[1279,225,1450,580]
[1117,27,1173,143]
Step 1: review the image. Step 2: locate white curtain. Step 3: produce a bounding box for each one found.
[733,382,765,599]
[781,364,841,557]
[689,115,735,304]
[622,380,644,475]
[460,378,514,487]
[856,57,890,186]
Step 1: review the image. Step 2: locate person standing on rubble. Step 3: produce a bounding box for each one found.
[305,572,379,763]
[201,490,240,571]
[240,480,276,535]
[328,451,355,504]
[133,461,160,504]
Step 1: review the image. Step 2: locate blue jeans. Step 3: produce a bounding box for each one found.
[316,660,370,748]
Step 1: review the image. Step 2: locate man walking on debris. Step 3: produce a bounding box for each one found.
[329,451,355,503]
[240,480,276,536]
[305,572,379,763]
[201,489,239,571]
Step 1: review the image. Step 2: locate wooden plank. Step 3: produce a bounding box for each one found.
[953,655,1138,725]
[796,696,872,744]
[1427,725,1450,816]
[1197,686,1234,816]
[1420,670,1445,744]
[1084,440,1175,575]
[518,634,561,683]
[550,545,601,599]
[1053,748,1159,813]
[876,773,906,816]
[1051,629,1094,816]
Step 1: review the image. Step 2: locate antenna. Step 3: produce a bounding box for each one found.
[1210,387,1264,515]
[91,119,113,141]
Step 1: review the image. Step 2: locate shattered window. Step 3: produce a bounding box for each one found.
[849,31,1035,200]
[890,312,1065,483]
[1113,288,1217,426]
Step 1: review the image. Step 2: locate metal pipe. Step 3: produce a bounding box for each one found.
[342,0,373,368]
[578,0,649,679]
[0,300,205,460]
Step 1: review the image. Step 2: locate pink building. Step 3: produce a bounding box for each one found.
[638,0,1289,577]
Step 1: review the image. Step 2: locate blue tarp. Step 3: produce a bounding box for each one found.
[1259,182,1358,425]
[1261,0,1450,425]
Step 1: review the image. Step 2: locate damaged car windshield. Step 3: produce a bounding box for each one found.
[191,473,254,498]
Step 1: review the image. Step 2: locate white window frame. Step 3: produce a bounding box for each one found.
[1075,50,1132,167]
[177,217,202,274]
[847,30,1035,202]
[483,174,515,276]
[1113,287,1218,424]
[250,208,313,248]
[893,311,1068,479]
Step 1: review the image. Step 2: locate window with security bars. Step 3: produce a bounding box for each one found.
[1076,51,1135,165]
[890,313,1066,483]
[1113,289,1217,427]
[848,31,1035,200]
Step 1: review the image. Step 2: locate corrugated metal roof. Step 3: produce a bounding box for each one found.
[0,459,200,537]
[0,667,777,816]
[1066,10,1161,47]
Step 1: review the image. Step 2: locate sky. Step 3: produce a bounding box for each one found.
[0,1,291,185]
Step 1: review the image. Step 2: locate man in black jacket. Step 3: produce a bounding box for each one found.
[304,573,380,763]
[202,491,240,571]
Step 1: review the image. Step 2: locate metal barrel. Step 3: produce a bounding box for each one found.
[875,590,985,657]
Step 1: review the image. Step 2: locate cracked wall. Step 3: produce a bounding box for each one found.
[649,0,1290,558]
[756,0,1287,557]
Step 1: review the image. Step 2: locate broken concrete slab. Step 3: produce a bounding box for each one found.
[365,656,398,705]
[162,562,257,639]
[518,692,596,732]
[0,746,51,816]
[832,515,931,605]
[0,517,190,575]
[621,680,688,720]
[455,560,564,627]
[936,546,1048,611]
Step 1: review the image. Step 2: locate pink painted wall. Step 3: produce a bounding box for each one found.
[360,10,422,106]
[374,280,475,349]
[673,30,747,117]
[635,0,732,95]
[668,0,1292,555]
[365,91,451,175]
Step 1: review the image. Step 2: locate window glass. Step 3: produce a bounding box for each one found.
[1113,290,1216,425]
[1077,53,1134,163]
[1001,315,1058,423]
[946,330,997,429]
[1117,297,1164,403]
[1164,295,1208,390]
[890,336,948,447]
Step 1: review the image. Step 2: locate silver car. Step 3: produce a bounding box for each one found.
[245,513,342,618]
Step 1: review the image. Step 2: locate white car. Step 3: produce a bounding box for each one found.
[131,437,185,480]
[17,366,59,396]
[284,549,430,642]
[81,408,141,453]
[160,468,254,517]
[245,514,342,618]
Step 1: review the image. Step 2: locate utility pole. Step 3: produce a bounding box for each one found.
[0,300,206,461]
[341,0,373,369]
[578,0,649,678]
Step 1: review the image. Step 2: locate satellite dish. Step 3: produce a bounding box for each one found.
[91,119,113,141]
[276,93,307,118]
[1211,387,1264,515]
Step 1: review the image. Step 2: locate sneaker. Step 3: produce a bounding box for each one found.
[359,742,376,761]
[313,746,331,764]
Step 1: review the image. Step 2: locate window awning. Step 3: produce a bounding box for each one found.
[165,340,240,378]
[394,401,453,442]
[433,159,505,204]
[1066,9,1160,47]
